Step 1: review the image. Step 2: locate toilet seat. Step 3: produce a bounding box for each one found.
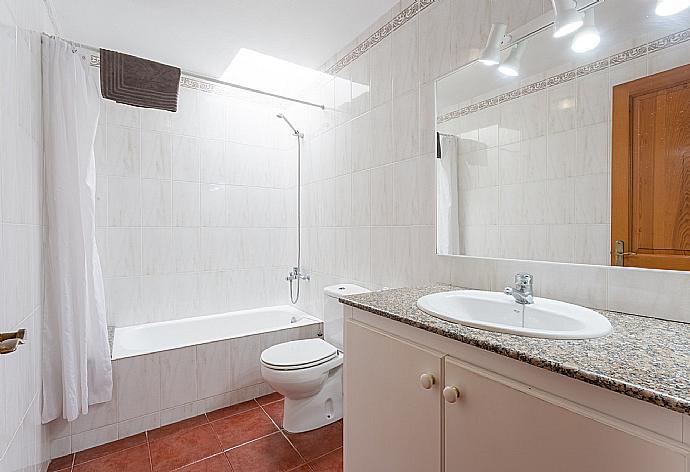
[261,338,338,371]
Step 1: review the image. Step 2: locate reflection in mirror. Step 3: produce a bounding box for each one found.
[436,0,690,267]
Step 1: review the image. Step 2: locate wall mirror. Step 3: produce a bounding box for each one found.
[435,0,690,269]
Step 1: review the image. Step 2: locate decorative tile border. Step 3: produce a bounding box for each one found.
[325,0,436,76]
[437,27,690,124]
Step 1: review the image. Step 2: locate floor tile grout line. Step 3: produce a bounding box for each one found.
[206,414,228,453]
[145,430,153,472]
[167,451,229,472]
[307,445,343,463]
[221,430,283,453]
[257,400,282,431]
[206,399,262,423]
[278,428,310,465]
[70,440,148,468]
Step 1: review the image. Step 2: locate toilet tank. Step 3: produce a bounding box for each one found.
[323,284,370,351]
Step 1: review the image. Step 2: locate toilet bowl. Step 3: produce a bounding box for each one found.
[260,284,369,433]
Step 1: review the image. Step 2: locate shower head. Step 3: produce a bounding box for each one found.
[276,113,303,138]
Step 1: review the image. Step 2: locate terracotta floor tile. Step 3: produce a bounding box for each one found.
[261,399,284,427]
[72,444,151,472]
[47,454,74,471]
[308,448,343,472]
[149,424,222,472]
[206,400,260,422]
[74,433,147,465]
[255,392,283,405]
[225,432,305,472]
[211,408,278,449]
[285,421,343,462]
[174,453,233,472]
[147,415,208,442]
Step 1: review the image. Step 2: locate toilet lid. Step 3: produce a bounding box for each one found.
[261,339,338,370]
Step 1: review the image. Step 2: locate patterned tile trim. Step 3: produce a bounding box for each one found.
[325,0,435,76]
[90,54,244,98]
[437,27,690,124]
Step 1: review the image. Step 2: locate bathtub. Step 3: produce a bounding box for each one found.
[112,304,321,360]
[51,305,322,458]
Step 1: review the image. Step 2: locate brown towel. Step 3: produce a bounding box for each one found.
[100,49,181,112]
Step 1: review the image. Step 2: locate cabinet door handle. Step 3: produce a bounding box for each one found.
[419,373,436,390]
[443,386,461,403]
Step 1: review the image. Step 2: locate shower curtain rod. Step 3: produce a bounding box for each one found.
[43,34,326,110]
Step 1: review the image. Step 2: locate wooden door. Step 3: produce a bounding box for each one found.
[612,63,690,269]
[343,320,443,472]
[443,356,688,472]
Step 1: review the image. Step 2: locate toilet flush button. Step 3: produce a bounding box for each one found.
[419,373,436,390]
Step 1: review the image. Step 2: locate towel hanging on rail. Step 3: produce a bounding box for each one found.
[100,49,181,112]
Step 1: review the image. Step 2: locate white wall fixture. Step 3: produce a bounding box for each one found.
[498,41,527,77]
[551,0,584,38]
[478,23,508,66]
[571,9,601,53]
[655,0,690,16]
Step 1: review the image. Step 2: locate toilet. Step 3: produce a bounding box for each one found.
[260,284,369,433]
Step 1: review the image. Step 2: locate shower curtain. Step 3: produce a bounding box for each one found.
[437,135,462,255]
[41,36,113,423]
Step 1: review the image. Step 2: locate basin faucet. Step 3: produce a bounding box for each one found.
[504,273,534,305]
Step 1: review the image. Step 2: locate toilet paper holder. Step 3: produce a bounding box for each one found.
[0,329,26,355]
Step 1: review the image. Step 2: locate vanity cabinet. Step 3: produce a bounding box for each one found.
[343,321,443,472]
[444,356,686,472]
[344,318,690,472]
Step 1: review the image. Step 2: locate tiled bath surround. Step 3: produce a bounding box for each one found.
[92,71,300,327]
[0,1,57,471]
[293,0,690,325]
[49,324,320,457]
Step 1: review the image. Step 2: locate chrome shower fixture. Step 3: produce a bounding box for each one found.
[277,113,307,304]
[276,113,304,138]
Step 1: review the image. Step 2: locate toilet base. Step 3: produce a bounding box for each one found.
[282,367,342,433]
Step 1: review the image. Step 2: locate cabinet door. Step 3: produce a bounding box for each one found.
[344,320,443,472]
[444,356,688,472]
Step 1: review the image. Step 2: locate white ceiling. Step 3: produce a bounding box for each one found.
[49,0,397,78]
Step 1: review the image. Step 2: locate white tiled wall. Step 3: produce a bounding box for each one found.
[93,78,301,327]
[49,324,320,457]
[0,1,56,471]
[293,0,690,325]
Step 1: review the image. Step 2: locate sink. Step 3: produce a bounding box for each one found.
[416,290,612,339]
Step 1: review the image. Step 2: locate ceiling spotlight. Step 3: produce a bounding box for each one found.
[551,0,584,38]
[479,23,508,66]
[655,0,690,16]
[571,9,600,53]
[498,41,527,77]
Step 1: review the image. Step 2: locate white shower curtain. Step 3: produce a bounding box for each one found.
[41,36,113,423]
[437,134,462,255]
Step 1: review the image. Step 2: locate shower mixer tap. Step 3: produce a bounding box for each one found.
[286,267,310,282]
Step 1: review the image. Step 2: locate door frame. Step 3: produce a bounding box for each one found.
[611,63,690,270]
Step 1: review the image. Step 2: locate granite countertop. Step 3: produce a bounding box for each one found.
[340,285,690,416]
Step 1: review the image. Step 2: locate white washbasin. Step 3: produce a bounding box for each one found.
[416,290,612,339]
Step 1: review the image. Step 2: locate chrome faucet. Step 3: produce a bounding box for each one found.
[504,273,534,305]
[286,266,310,283]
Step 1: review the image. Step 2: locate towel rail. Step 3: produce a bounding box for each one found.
[41,34,326,110]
